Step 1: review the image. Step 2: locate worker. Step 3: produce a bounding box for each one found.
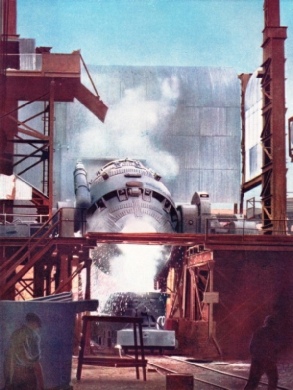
[3,312,44,390]
[244,315,280,390]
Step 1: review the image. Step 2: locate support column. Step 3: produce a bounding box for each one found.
[260,0,287,234]
[48,80,55,219]
[84,258,92,300]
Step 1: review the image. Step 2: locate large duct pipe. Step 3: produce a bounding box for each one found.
[73,161,91,232]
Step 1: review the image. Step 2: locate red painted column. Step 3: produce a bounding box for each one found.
[261,0,287,234]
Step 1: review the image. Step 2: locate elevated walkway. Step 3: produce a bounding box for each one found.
[6,51,108,122]
[1,217,293,299]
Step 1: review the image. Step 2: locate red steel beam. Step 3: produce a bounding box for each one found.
[260,0,287,233]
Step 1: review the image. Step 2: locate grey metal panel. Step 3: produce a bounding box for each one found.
[18,39,37,70]
[164,168,197,204]
[19,38,35,54]
[48,65,241,207]
[245,71,262,111]
[164,135,200,169]
[226,107,240,137]
[169,106,200,137]
[175,67,240,108]
[183,138,201,169]
[199,137,215,169]
[212,169,240,203]
[214,136,240,170]
[244,71,262,182]
[90,66,240,107]
[200,107,226,136]
[199,169,215,199]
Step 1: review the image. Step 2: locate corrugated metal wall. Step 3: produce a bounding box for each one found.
[52,66,241,208]
[245,70,262,181]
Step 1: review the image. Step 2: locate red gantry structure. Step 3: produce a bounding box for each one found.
[0,0,107,298]
[240,0,287,234]
[0,0,107,220]
[260,0,287,234]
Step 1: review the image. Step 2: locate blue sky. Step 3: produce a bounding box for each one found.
[16,1,291,71]
[15,0,293,195]
[17,0,293,112]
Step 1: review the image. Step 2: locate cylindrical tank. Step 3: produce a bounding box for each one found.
[85,158,178,233]
[74,161,91,232]
[228,220,259,235]
[74,161,91,208]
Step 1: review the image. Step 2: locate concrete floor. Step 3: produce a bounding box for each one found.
[70,357,293,390]
[71,360,166,390]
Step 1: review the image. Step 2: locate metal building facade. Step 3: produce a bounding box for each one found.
[51,66,241,209]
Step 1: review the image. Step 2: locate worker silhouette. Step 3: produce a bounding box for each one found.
[244,315,281,390]
[3,312,44,390]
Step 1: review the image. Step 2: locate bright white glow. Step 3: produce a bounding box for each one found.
[91,243,167,310]
[108,220,163,292]
[121,218,156,233]
[90,219,170,310]
[111,244,163,292]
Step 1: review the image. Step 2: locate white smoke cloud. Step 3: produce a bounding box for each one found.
[90,243,169,310]
[79,76,180,179]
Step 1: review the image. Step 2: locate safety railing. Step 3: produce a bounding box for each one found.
[205,218,293,237]
[0,208,86,299]
[0,209,292,238]
[0,212,49,224]
[0,207,88,238]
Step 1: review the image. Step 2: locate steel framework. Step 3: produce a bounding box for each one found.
[240,0,287,233]
[259,0,287,233]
